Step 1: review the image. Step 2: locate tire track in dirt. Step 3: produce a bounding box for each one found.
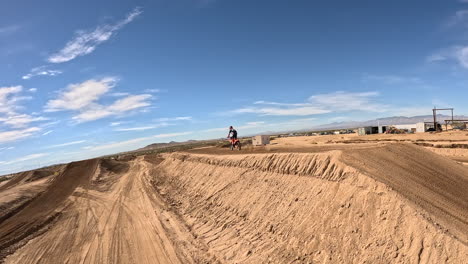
[3,157,212,264]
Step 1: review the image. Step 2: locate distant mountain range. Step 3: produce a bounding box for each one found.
[138,140,198,151]
[310,115,468,131]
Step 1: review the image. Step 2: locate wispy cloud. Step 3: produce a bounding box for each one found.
[445,9,468,28]
[114,123,170,131]
[45,77,152,122]
[28,88,37,92]
[46,140,87,149]
[428,45,468,69]
[0,153,48,165]
[0,86,47,134]
[234,91,385,116]
[0,85,23,115]
[45,77,117,112]
[234,106,330,116]
[0,146,15,152]
[72,94,152,122]
[362,74,422,85]
[42,130,53,136]
[428,9,468,70]
[109,92,130,97]
[395,107,433,117]
[83,132,192,152]
[0,25,21,35]
[0,127,41,144]
[0,114,48,128]
[144,89,160,93]
[47,7,142,63]
[309,91,386,112]
[22,66,62,80]
[153,116,192,122]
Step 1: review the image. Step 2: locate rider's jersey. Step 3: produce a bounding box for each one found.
[229,129,237,139]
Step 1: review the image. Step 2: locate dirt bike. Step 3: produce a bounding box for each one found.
[229,138,241,151]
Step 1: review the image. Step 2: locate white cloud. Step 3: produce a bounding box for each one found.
[445,9,468,27]
[47,7,142,63]
[109,92,130,97]
[428,45,468,69]
[114,123,170,131]
[0,114,48,128]
[84,137,152,152]
[110,122,122,126]
[0,127,41,144]
[395,107,433,117]
[253,101,310,107]
[233,91,386,117]
[107,94,152,112]
[362,74,422,85]
[309,91,386,112]
[22,66,62,80]
[83,132,192,152]
[114,126,158,131]
[0,25,21,35]
[72,94,152,122]
[28,88,37,92]
[153,116,192,122]
[0,153,49,165]
[426,54,447,62]
[45,77,117,112]
[0,86,47,131]
[235,106,330,116]
[42,130,53,136]
[0,85,22,114]
[456,46,468,68]
[45,77,152,122]
[0,146,15,151]
[144,89,160,93]
[46,140,87,148]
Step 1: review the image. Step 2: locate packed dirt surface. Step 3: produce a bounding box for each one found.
[1,134,468,263]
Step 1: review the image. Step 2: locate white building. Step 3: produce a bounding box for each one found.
[394,122,435,133]
[252,135,270,146]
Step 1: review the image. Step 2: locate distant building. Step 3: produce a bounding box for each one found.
[252,135,270,146]
[358,126,379,136]
[394,122,435,133]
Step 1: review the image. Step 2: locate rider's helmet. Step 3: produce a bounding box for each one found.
[229,126,233,129]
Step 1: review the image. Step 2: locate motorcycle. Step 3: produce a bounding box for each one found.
[229,138,241,151]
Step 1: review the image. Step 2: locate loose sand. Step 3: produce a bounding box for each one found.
[1,134,467,263]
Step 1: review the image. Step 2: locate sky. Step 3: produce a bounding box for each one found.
[1,0,468,174]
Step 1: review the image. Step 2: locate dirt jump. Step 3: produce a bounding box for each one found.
[0,141,467,263]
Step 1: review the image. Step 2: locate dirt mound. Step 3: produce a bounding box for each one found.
[342,143,468,244]
[1,143,467,263]
[149,145,468,263]
[0,165,64,192]
[167,151,355,181]
[0,159,100,261]
[1,157,206,264]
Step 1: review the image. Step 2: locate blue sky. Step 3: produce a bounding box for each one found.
[1,0,468,174]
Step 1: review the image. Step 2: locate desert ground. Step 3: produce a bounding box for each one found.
[0,131,467,263]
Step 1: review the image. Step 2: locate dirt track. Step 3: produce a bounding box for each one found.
[1,140,468,263]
